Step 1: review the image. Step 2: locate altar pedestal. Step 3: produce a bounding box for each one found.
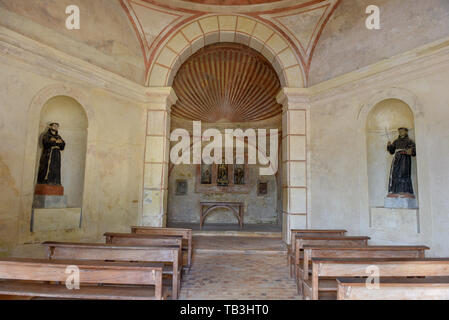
[31,208,82,232]
[33,195,68,208]
[384,196,418,209]
[370,207,419,234]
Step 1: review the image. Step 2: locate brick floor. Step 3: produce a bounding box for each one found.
[179,236,301,300]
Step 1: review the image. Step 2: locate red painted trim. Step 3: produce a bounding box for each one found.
[271,3,330,54]
[306,0,342,81]
[120,0,150,75]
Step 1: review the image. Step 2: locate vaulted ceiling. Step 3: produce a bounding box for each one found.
[171,43,282,122]
[120,0,341,87]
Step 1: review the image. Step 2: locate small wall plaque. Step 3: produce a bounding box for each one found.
[258,181,268,196]
[176,180,188,195]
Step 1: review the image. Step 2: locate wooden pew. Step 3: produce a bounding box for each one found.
[292,236,370,278]
[337,277,449,300]
[287,230,347,274]
[131,226,192,271]
[299,245,429,295]
[43,241,182,300]
[0,258,165,300]
[104,233,183,298]
[304,258,449,300]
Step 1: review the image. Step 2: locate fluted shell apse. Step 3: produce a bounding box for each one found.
[171,43,282,123]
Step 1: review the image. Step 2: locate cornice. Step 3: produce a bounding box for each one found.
[307,37,449,103]
[0,26,151,104]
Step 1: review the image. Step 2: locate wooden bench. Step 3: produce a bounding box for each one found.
[337,277,449,300]
[299,245,429,295]
[292,236,370,278]
[0,258,165,300]
[131,226,192,271]
[287,230,347,274]
[43,241,182,300]
[304,258,449,300]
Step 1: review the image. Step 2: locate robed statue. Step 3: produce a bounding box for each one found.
[217,164,229,186]
[386,127,416,198]
[37,123,66,185]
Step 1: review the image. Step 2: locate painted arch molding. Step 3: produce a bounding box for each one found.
[121,0,341,87]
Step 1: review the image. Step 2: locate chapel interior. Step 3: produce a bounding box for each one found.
[1,0,449,300]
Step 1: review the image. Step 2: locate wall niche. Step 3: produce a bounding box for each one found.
[366,98,419,233]
[31,95,87,232]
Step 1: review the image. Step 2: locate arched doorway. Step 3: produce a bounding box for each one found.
[141,15,309,243]
[166,43,283,231]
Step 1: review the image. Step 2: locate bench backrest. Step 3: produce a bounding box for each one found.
[43,242,180,264]
[314,259,449,278]
[104,232,182,247]
[0,258,162,286]
[131,227,191,240]
[295,237,370,262]
[302,246,428,280]
[297,237,369,250]
[310,258,449,300]
[291,230,347,247]
[337,277,449,300]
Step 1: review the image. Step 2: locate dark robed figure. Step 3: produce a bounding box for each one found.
[387,128,416,197]
[37,123,65,185]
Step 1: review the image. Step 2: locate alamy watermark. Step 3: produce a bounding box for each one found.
[65,5,80,30]
[365,265,380,290]
[366,5,381,30]
[65,265,80,290]
[170,121,279,176]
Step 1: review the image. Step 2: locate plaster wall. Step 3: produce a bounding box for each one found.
[168,164,279,225]
[0,57,146,256]
[308,47,449,256]
[0,0,145,84]
[310,0,449,85]
[167,119,282,226]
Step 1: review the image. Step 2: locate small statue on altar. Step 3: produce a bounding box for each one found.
[234,165,245,185]
[201,165,212,184]
[217,164,229,186]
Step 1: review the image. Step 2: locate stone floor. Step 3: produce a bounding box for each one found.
[179,235,301,300]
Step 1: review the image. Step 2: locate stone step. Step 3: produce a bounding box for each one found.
[192,230,282,238]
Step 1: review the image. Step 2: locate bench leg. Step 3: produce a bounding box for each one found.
[297,277,303,296]
[172,271,179,300]
[187,240,192,272]
[289,256,294,278]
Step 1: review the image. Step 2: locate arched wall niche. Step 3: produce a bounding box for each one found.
[164,40,284,227]
[34,96,88,208]
[365,98,418,207]
[19,84,95,241]
[166,131,282,226]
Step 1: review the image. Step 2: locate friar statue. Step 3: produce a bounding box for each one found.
[386,127,416,198]
[37,123,66,185]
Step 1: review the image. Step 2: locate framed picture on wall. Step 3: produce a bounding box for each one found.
[176,180,188,195]
[258,181,268,196]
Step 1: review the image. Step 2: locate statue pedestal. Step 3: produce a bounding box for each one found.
[370,207,419,234]
[384,196,418,209]
[35,184,64,196]
[31,208,82,232]
[33,183,67,209]
[33,195,68,208]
